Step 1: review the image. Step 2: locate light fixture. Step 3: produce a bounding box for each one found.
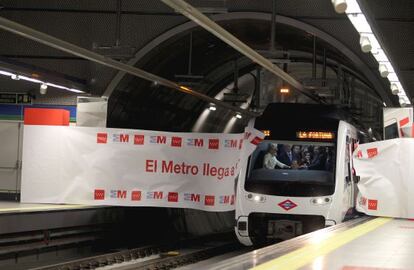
[179,85,191,91]
[311,197,331,205]
[40,83,48,95]
[331,0,347,14]
[342,0,410,106]
[68,88,84,93]
[399,97,407,107]
[0,69,85,94]
[235,113,242,119]
[387,73,399,82]
[20,75,43,84]
[378,64,388,78]
[0,70,15,77]
[209,105,216,111]
[280,88,290,94]
[391,83,399,95]
[246,193,266,203]
[262,130,271,137]
[359,35,372,53]
[45,82,84,93]
[383,102,387,107]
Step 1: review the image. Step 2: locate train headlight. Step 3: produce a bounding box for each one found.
[311,197,331,205]
[246,193,266,203]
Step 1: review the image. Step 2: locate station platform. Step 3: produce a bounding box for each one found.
[206,217,413,270]
[0,201,100,214]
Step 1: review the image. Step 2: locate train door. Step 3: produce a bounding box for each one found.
[343,134,354,219]
[350,137,359,209]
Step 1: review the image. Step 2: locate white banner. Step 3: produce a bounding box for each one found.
[353,139,414,218]
[21,125,263,211]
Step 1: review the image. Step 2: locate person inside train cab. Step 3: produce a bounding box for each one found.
[308,146,327,170]
[292,145,302,162]
[277,144,293,166]
[301,151,312,167]
[263,143,290,169]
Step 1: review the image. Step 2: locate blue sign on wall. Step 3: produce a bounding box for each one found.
[0,104,77,122]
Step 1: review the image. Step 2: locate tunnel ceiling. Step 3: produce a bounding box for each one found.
[0,0,412,131]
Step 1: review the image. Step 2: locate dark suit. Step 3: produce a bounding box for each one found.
[278,151,293,166]
[308,153,327,170]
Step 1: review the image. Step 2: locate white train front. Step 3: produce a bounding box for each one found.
[235,103,362,246]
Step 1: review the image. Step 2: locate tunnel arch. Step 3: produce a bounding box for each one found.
[104,12,391,104]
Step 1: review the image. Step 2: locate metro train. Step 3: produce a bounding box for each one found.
[235,103,363,246]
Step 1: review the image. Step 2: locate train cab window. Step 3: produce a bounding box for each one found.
[384,122,399,140]
[245,141,336,197]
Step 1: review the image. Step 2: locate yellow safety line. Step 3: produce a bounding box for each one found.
[251,217,392,270]
[0,204,95,213]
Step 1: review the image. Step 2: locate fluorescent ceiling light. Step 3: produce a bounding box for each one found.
[345,0,361,13]
[209,105,217,111]
[342,0,411,105]
[19,75,43,84]
[372,49,389,62]
[391,83,399,95]
[0,70,15,77]
[348,13,372,33]
[68,88,84,93]
[379,61,395,74]
[378,64,388,78]
[393,82,404,90]
[359,35,372,53]
[0,69,85,94]
[387,73,399,82]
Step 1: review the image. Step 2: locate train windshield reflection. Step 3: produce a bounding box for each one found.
[245,141,336,197]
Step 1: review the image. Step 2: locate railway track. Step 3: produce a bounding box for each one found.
[31,233,239,270]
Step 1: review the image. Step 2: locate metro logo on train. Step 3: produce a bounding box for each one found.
[278,199,298,211]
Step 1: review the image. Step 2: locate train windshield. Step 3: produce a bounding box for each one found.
[245,141,336,197]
